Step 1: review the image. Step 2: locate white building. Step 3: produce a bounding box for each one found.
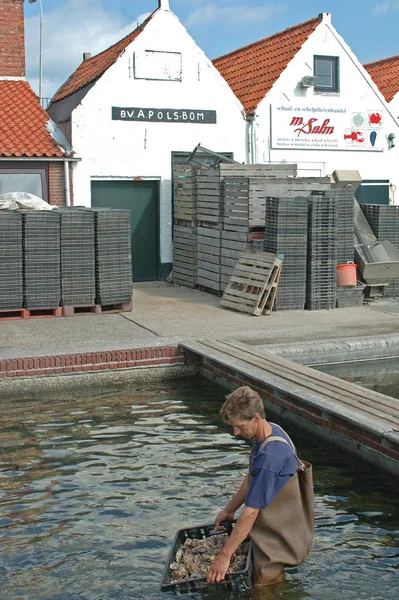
[364,55,399,122]
[48,0,245,281]
[214,13,399,205]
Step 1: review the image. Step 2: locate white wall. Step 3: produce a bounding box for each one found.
[254,15,399,196]
[70,9,245,265]
[390,91,399,124]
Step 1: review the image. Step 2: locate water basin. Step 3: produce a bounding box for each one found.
[0,378,398,600]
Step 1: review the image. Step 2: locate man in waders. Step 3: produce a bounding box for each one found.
[206,386,314,588]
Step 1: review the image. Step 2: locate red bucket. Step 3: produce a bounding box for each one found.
[337,262,357,287]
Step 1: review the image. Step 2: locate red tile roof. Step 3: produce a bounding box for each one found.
[364,55,399,103]
[52,11,156,104]
[213,16,320,114]
[0,80,65,158]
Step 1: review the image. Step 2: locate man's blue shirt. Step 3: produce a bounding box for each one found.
[245,423,297,510]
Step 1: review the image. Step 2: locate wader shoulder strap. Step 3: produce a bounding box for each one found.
[259,435,305,471]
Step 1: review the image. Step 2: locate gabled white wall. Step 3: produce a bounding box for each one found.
[254,15,399,195]
[390,91,399,123]
[70,9,245,266]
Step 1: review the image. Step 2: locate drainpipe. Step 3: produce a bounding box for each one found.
[64,160,71,206]
[246,112,257,164]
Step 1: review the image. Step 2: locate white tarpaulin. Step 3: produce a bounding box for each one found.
[0,192,58,211]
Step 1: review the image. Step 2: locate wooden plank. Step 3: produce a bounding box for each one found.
[197,235,221,247]
[221,230,248,242]
[197,244,220,257]
[197,226,221,238]
[198,259,220,274]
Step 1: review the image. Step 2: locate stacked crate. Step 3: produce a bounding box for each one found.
[196,169,222,292]
[361,205,399,297]
[264,197,308,310]
[333,190,355,264]
[172,166,197,288]
[93,208,133,305]
[306,195,337,310]
[22,211,61,309]
[0,211,23,309]
[60,208,96,307]
[221,177,250,291]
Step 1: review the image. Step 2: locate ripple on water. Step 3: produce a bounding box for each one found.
[0,378,398,600]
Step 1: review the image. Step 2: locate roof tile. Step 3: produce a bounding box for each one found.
[213,16,319,114]
[0,81,65,158]
[52,11,156,104]
[364,56,399,104]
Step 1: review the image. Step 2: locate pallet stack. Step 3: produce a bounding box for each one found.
[173,166,197,288]
[306,195,337,310]
[0,211,23,310]
[93,208,133,305]
[22,211,61,309]
[221,177,250,291]
[264,197,309,310]
[196,169,222,292]
[361,205,399,297]
[60,208,96,308]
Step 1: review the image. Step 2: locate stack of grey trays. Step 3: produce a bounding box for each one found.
[264,196,308,311]
[306,194,337,310]
[332,189,355,263]
[361,205,399,297]
[60,208,96,307]
[0,211,23,310]
[22,211,61,309]
[92,208,133,305]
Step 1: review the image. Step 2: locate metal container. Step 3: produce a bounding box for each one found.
[355,240,399,284]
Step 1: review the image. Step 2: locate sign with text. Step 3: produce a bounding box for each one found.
[271,105,384,151]
[112,107,217,124]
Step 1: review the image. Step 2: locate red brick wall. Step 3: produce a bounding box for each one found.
[48,161,74,207]
[0,0,25,77]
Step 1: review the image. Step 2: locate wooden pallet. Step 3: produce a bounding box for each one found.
[220,252,283,316]
[0,307,63,320]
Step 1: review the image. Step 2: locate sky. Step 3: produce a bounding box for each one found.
[24,0,399,100]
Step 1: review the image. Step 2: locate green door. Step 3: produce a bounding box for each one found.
[91,180,159,282]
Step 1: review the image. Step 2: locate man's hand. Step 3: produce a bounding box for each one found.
[206,553,231,584]
[215,509,235,529]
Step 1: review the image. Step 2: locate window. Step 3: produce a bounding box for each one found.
[0,163,48,201]
[314,56,339,92]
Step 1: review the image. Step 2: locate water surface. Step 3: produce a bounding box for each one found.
[0,378,398,600]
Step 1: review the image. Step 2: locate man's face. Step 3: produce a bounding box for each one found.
[229,416,259,439]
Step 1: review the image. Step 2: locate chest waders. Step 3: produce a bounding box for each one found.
[249,435,314,587]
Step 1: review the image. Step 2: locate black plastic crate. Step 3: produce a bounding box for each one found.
[160,521,252,593]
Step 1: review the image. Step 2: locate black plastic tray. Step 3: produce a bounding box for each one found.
[160,520,252,593]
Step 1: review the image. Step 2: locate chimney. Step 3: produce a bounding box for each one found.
[158,0,170,10]
[83,52,92,61]
[0,0,26,77]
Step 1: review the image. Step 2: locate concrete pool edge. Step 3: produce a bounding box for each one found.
[252,333,399,366]
[181,340,399,478]
[0,345,200,396]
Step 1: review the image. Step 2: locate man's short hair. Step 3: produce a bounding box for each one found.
[220,386,265,423]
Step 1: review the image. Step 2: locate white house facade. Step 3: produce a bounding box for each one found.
[48,1,245,281]
[214,13,399,204]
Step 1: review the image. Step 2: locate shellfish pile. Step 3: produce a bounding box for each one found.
[169,534,249,583]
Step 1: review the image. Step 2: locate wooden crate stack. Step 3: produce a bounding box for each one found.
[172,163,310,295]
[221,177,250,292]
[172,166,197,288]
[196,169,222,292]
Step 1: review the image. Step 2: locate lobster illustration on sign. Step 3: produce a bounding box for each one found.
[369,113,382,126]
[344,131,365,142]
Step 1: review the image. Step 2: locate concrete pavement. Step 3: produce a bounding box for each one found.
[1,282,399,360]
